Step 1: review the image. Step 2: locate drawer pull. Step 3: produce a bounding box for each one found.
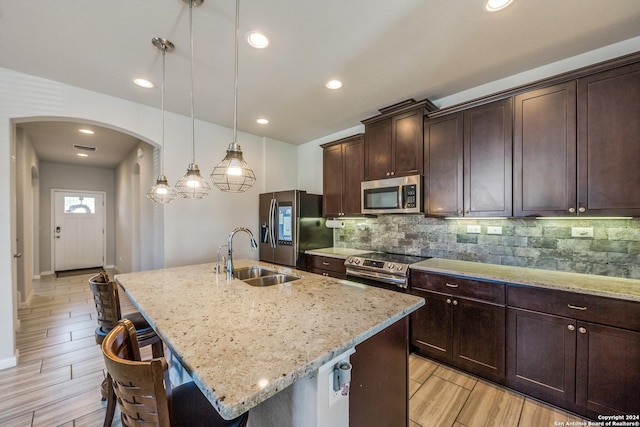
[322,262,330,266]
[452,300,458,306]
[445,283,458,288]
[567,324,575,331]
[568,304,587,311]
[579,327,587,334]
[446,299,452,304]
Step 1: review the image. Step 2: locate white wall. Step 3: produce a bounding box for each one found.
[0,67,298,368]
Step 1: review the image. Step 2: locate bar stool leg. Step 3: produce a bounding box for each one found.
[103,373,116,427]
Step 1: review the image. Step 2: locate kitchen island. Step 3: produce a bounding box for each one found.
[115,260,424,424]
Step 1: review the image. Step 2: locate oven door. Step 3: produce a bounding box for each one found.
[345,267,408,292]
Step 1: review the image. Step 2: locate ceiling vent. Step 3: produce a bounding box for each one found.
[73,144,97,152]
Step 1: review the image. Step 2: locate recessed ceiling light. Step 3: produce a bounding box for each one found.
[485,0,513,11]
[133,78,154,89]
[77,153,89,157]
[326,80,343,90]
[256,118,269,125]
[247,32,269,49]
[78,129,95,135]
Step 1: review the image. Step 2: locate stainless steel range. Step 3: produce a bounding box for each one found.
[344,252,428,292]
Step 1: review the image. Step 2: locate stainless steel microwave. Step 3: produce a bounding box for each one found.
[361,175,421,214]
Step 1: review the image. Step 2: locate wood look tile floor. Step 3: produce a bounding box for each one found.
[2,272,587,426]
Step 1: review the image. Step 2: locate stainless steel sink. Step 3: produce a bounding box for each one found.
[232,266,277,280]
[242,273,301,287]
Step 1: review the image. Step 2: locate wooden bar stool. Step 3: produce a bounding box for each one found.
[102,319,248,427]
[89,271,164,427]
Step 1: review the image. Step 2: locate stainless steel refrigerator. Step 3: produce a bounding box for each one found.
[259,190,333,267]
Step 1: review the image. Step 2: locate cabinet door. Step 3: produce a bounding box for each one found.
[506,308,576,409]
[577,62,640,216]
[453,298,505,382]
[576,321,640,417]
[392,108,423,177]
[424,113,464,217]
[364,118,392,180]
[514,82,577,217]
[342,136,364,216]
[323,143,343,217]
[464,98,513,217]
[410,289,452,363]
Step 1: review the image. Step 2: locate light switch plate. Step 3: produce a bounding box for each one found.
[466,225,481,234]
[571,227,594,238]
[487,226,503,235]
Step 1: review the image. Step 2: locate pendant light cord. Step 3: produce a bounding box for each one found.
[161,46,166,175]
[189,0,196,164]
[233,0,239,145]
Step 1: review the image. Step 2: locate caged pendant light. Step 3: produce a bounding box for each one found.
[175,0,211,199]
[147,37,178,204]
[210,0,256,193]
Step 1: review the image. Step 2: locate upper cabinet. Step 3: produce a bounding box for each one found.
[424,98,512,217]
[513,82,577,217]
[514,61,640,217]
[577,62,640,216]
[362,99,436,181]
[321,134,364,218]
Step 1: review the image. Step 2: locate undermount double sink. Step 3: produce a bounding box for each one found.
[232,266,301,287]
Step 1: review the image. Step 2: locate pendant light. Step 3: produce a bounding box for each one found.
[147,37,178,204]
[175,0,211,199]
[210,0,256,193]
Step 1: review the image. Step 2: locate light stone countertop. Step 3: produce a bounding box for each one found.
[305,247,374,259]
[115,259,424,420]
[411,258,640,302]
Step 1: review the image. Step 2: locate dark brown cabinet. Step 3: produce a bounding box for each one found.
[363,101,430,181]
[577,62,640,216]
[302,254,346,279]
[321,134,364,218]
[410,271,506,382]
[350,317,409,427]
[424,98,512,217]
[513,82,577,217]
[507,285,640,418]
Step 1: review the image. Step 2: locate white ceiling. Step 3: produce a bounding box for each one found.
[3,0,640,165]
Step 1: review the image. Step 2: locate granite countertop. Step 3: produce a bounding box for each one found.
[305,247,374,259]
[411,258,640,302]
[115,260,424,420]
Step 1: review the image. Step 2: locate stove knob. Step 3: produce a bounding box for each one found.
[355,259,361,265]
[388,263,395,269]
[397,265,403,271]
[347,258,353,264]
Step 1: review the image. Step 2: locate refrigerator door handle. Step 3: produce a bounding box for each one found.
[269,198,277,248]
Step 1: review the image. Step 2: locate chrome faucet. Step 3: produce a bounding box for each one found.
[226,227,258,279]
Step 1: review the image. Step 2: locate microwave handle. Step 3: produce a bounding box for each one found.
[398,186,404,209]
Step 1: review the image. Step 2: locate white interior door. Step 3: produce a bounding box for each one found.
[53,190,105,271]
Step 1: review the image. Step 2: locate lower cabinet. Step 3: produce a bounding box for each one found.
[507,285,640,418]
[410,271,506,383]
[302,254,346,279]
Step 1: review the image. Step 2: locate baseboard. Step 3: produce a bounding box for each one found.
[33,274,41,280]
[40,270,54,277]
[19,290,34,309]
[0,354,18,371]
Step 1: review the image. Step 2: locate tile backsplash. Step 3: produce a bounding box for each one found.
[334,215,640,279]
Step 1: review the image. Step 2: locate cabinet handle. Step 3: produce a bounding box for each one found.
[568,207,576,213]
[568,304,587,311]
[452,300,458,306]
[386,172,391,177]
[446,298,452,304]
[578,207,586,213]
[464,210,470,214]
[445,283,458,288]
[390,171,395,176]
[322,262,330,266]
[579,327,587,334]
[567,324,575,331]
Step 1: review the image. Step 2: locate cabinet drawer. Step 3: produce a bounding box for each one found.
[507,285,640,331]
[307,255,346,274]
[411,271,505,304]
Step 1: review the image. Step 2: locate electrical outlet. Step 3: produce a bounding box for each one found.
[571,227,594,238]
[466,225,481,234]
[487,226,503,235]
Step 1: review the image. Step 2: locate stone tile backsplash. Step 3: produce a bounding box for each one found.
[334,215,640,279]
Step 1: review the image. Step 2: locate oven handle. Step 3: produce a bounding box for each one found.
[346,268,408,288]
